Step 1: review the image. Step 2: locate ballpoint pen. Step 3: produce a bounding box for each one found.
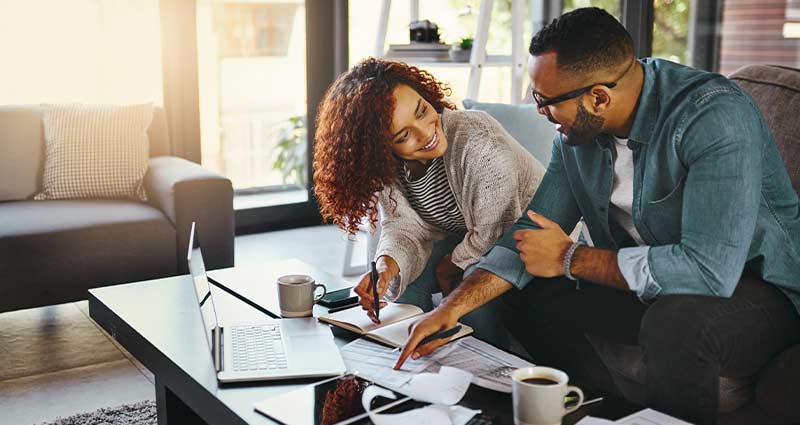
[392,325,463,353]
[370,261,380,321]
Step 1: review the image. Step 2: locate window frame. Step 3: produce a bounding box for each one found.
[162,0,349,235]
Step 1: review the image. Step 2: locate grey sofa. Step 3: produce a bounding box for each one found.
[464,64,800,423]
[0,106,235,313]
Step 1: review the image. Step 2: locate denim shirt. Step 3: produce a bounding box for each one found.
[478,58,800,314]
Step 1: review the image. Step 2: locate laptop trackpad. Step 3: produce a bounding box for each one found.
[289,335,324,353]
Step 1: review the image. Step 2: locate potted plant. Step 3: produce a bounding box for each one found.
[449,37,473,62]
[272,115,307,188]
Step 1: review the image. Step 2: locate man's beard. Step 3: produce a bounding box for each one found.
[562,103,604,146]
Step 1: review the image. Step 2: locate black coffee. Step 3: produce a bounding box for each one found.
[522,378,558,386]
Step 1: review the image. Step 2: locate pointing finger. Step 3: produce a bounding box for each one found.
[394,327,428,370]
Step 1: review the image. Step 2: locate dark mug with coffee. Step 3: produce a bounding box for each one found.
[511,366,584,425]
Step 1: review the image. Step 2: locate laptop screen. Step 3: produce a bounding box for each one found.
[187,222,221,355]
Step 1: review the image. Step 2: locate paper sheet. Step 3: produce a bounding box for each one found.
[342,336,533,393]
[432,336,535,393]
[576,408,692,425]
[401,366,473,405]
[340,338,434,388]
[576,417,617,425]
[617,408,693,425]
[361,380,480,425]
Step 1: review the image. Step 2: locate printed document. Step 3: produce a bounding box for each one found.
[341,336,533,393]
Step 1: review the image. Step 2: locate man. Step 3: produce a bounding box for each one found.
[394,7,800,424]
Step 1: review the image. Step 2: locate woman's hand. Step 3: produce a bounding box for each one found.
[353,255,400,324]
[434,254,463,296]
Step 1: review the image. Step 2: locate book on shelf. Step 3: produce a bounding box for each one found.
[388,42,450,51]
[318,303,473,348]
[385,42,451,61]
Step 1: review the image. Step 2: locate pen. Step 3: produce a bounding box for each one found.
[370,261,380,321]
[390,325,462,353]
[418,325,462,347]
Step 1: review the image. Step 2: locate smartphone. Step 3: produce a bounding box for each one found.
[318,287,358,308]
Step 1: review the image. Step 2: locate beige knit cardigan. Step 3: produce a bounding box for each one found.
[376,109,546,300]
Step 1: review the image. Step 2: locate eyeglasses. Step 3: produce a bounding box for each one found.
[530,59,636,109]
[531,82,617,109]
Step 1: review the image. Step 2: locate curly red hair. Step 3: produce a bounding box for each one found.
[313,58,455,234]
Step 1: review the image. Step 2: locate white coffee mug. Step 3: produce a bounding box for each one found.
[512,366,584,425]
[277,274,327,317]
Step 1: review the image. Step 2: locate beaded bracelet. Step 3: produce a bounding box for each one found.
[563,241,586,281]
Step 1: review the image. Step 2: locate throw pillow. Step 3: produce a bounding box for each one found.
[462,99,556,166]
[35,103,153,201]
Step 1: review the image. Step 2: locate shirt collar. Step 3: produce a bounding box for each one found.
[625,58,659,145]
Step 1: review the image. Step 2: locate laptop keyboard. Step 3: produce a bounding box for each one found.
[230,324,288,372]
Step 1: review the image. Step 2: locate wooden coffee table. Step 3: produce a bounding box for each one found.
[89,260,637,424]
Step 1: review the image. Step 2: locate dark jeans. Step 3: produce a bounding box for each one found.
[505,274,800,425]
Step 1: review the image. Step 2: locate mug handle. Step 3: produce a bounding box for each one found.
[313,283,327,302]
[564,385,584,415]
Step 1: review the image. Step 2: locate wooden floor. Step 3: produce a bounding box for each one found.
[0,225,363,424]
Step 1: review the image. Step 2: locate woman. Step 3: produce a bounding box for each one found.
[313,58,545,348]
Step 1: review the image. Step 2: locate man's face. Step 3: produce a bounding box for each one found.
[528,53,605,146]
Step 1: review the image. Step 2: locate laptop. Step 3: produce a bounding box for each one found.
[187,222,346,383]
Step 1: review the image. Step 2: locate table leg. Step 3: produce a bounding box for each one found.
[155,376,208,425]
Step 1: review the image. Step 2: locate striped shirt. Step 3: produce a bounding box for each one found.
[399,157,467,234]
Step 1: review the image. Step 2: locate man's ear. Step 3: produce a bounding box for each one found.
[590,86,612,114]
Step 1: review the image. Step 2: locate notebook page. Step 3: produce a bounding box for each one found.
[368,318,473,348]
[319,303,423,334]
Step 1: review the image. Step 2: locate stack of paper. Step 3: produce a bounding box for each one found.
[340,336,533,393]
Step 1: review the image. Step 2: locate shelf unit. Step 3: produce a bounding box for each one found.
[374,0,527,104]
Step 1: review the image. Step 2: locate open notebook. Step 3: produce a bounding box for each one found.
[318,303,473,348]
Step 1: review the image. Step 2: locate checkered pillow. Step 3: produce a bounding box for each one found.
[35,103,153,201]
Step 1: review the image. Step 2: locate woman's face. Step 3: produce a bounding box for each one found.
[387,84,447,164]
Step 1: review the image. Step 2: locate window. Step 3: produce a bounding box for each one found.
[652,0,691,64]
[563,0,621,18]
[0,0,163,105]
[348,0,532,105]
[718,0,800,75]
[196,0,309,200]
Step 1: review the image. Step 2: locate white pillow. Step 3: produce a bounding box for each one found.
[35,103,153,201]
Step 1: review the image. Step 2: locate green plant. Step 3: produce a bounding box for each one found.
[458,37,474,50]
[272,115,307,188]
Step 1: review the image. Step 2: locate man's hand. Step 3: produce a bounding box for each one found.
[434,254,463,296]
[353,255,399,324]
[393,309,457,370]
[513,210,573,278]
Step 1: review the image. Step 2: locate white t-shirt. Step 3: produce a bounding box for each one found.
[609,137,645,246]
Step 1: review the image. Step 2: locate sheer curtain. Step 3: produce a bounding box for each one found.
[0,0,163,105]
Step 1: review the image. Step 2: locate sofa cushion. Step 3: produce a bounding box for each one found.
[0,200,177,311]
[729,65,800,195]
[756,344,800,421]
[35,103,153,201]
[0,106,45,202]
[462,99,557,166]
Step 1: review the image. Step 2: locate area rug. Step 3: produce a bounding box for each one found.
[38,400,156,425]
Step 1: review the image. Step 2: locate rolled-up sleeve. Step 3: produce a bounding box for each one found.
[477,245,534,289]
[617,246,662,300]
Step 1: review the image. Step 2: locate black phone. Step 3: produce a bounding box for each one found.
[318,287,358,307]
